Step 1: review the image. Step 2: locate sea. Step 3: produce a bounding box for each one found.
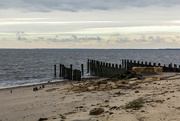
[0,49,180,89]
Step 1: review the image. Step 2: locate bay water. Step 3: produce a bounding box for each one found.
[0,49,180,89]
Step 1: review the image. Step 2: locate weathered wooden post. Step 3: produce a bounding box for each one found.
[64,67,68,79]
[54,64,56,77]
[119,64,121,69]
[111,64,114,76]
[87,59,90,73]
[92,60,95,76]
[174,64,177,72]
[104,63,107,77]
[108,63,111,77]
[125,60,127,70]
[96,61,100,76]
[137,61,140,67]
[73,69,77,80]
[127,60,129,70]
[67,68,70,79]
[141,61,144,67]
[95,61,98,76]
[115,64,118,75]
[122,59,124,69]
[132,60,135,67]
[145,62,147,67]
[90,60,92,75]
[133,60,136,67]
[81,64,84,76]
[130,60,132,70]
[168,63,172,72]
[100,61,103,76]
[59,64,62,77]
[158,63,161,67]
[62,65,65,78]
[149,62,152,67]
[70,64,72,80]
[163,65,166,72]
[76,70,81,81]
[153,63,156,67]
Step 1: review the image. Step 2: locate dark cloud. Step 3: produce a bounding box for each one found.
[0,0,180,12]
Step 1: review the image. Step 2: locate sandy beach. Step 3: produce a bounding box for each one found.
[1,72,180,121]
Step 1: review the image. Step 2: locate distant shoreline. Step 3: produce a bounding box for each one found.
[0,48,180,50]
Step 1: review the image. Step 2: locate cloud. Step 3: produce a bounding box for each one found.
[36,35,102,43]
[113,35,174,45]
[17,36,27,41]
[16,31,29,41]
[0,0,180,12]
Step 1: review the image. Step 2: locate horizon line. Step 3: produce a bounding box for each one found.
[0,48,180,50]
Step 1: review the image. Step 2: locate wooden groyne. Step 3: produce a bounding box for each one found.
[87,59,125,77]
[87,59,180,77]
[54,64,81,81]
[122,59,180,72]
[53,59,180,81]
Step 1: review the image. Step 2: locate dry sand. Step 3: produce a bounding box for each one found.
[1,73,180,121]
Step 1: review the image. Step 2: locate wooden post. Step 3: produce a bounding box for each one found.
[95,61,98,76]
[174,64,177,72]
[54,64,56,77]
[127,60,129,70]
[81,64,84,76]
[107,63,111,77]
[77,70,81,81]
[145,62,147,67]
[153,63,156,67]
[168,63,172,72]
[100,62,103,76]
[149,62,152,67]
[64,67,68,79]
[67,68,70,79]
[125,60,127,70]
[133,60,136,67]
[137,61,140,67]
[130,60,132,70]
[163,65,166,72]
[73,69,77,80]
[70,64,72,80]
[90,60,92,75]
[104,63,107,77]
[122,59,124,69]
[141,61,144,67]
[59,64,62,77]
[87,59,89,73]
[96,60,98,76]
[158,63,161,67]
[115,64,118,75]
[93,60,95,76]
[62,65,65,78]
[112,64,115,76]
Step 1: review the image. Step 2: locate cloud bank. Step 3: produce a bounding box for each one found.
[1,0,180,12]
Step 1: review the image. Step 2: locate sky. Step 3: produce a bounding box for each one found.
[0,0,180,49]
